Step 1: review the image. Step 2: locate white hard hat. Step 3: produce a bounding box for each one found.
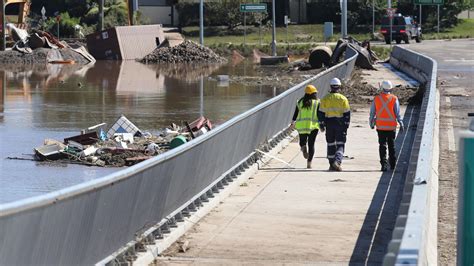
[330,78,342,86]
[381,80,393,91]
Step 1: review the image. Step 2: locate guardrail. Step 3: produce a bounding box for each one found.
[0,48,358,265]
[383,46,439,265]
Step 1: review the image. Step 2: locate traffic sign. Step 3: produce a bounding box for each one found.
[414,0,443,5]
[386,8,396,18]
[240,3,267,12]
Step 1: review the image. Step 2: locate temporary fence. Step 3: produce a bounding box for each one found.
[0,48,358,265]
[383,46,439,265]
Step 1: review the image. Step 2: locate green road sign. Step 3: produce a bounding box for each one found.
[240,3,267,12]
[414,0,443,5]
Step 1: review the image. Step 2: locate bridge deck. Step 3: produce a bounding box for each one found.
[156,103,417,265]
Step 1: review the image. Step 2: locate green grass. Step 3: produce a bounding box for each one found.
[183,24,372,46]
[183,19,474,46]
[423,18,474,40]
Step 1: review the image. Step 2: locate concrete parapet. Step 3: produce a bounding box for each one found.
[384,46,440,266]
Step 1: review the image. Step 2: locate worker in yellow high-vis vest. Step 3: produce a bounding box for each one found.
[318,78,350,171]
[290,84,321,169]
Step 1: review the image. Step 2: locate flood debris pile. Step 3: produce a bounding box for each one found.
[141,40,227,64]
[0,24,95,65]
[346,69,419,105]
[33,115,212,167]
[294,37,379,71]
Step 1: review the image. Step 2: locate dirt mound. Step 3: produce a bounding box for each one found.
[345,68,420,105]
[141,40,227,64]
[0,48,91,65]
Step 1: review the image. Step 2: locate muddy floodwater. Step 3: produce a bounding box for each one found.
[0,60,292,204]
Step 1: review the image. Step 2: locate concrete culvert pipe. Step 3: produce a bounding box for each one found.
[309,46,332,69]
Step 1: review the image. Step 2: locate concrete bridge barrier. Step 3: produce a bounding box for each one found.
[384,46,439,265]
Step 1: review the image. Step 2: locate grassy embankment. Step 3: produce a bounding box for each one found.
[183,24,391,59]
[423,18,474,40]
[182,19,472,58]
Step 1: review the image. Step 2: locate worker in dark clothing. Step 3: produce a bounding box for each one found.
[369,80,404,171]
[290,84,321,169]
[318,78,350,171]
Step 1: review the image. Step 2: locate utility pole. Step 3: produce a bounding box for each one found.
[341,0,347,38]
[437,4,440,34]
[389,0,392,47]
[99,0,104,31]
[372,0,375,38]
[199,0,204,45]
[419,4,422,30]
[1,0,5,51]
[271,0,276,56]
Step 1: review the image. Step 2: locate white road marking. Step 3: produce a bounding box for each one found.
[445,96,456,152]
[444,59,474,62]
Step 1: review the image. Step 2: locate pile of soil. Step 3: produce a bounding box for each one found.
[345,68,420,105]
[0,48,90,65]
[141,41,227,64]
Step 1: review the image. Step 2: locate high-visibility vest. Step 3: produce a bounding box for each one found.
[295,99,320,134]
[374,93,398,131]
[320,93,350,118]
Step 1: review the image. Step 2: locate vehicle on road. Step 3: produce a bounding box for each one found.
[381,14,422,44]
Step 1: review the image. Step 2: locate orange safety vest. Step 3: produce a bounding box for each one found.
[374,93,398,131]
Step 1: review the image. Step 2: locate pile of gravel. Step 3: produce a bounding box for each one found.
[141,41,227,64]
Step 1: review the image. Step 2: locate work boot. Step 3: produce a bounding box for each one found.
[301,146,308,159]
[390,158,397,170]
[381,163,388,172]
[307,161,312,169]
[332,162,342,172]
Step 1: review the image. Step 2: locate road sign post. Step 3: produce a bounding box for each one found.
[387,7,396,47]
[413,0,444,34]
[240,4,267,47]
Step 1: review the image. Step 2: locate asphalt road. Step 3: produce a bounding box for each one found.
[403,39,473,264]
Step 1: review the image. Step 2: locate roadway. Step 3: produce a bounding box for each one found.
[406,39,474,264]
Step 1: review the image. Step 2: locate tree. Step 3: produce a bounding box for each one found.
[176,0,267,30]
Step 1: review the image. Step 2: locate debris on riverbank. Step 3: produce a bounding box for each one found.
[30,116,212,167]
[0,47,92,65]
[141,40,227,64]
[0,26,94,65]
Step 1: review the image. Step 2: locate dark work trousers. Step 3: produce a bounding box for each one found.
[377,130,396,166]
[325,119,347,165]
[299,129,319,162]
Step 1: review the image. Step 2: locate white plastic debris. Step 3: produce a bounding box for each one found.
[81,146,98,157]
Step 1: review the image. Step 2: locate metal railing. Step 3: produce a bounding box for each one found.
[0,48,358,265]
[383,46,439,265]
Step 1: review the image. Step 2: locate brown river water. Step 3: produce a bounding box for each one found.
[0,60,289,204]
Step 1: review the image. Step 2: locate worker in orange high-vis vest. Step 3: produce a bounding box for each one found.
[370,80,405,171]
